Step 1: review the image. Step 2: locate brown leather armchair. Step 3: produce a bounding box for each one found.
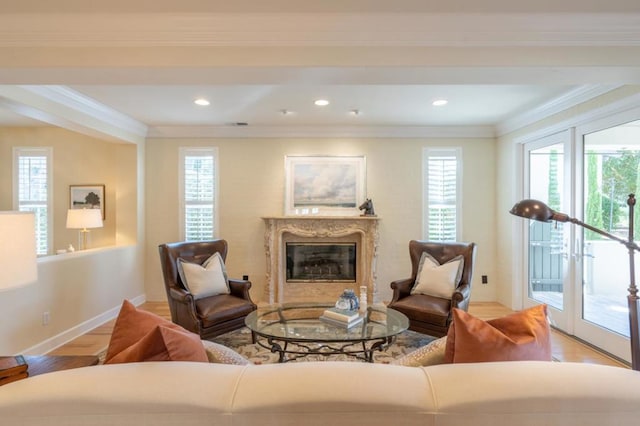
[158,240,257,341]
[388,240,477,338]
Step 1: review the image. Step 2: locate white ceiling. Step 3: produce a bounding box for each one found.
[66,84,573,127]
[0,1,639,140]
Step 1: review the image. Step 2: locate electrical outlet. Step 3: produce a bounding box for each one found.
[42,311,50,326]
[481,275,488,284]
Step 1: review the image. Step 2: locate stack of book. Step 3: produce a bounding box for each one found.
[0,355,29,386]
[319,308,363,329]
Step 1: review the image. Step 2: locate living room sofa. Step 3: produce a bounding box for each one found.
[2,360,640,425]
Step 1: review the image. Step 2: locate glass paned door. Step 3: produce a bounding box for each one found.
[524,133,572,330]
[575,119,640,362]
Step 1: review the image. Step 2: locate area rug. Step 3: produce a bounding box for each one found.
[209,327,435,364]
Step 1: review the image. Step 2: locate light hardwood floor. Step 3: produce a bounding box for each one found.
[49,301,628,368]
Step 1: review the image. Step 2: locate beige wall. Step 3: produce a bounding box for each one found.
[0,127,120,252]
[145,137,497,304]
[495,85,640,308]
[0,127,144,355]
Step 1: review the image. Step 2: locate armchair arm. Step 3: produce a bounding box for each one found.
[228,279,255,305]
[389,278,414,304]
[167,286,201,334]
[169,286,193,303]
[451,282,471,309]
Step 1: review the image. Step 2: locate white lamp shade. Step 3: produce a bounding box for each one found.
[0,211,38,290]
[66,209,103,229]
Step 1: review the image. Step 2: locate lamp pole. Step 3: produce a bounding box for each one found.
[510,194,640,371]
[626,194,640,370]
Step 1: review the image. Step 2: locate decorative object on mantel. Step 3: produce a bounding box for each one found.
[358,198,376,216]
[284,155,366,216]
[510,195,640,371]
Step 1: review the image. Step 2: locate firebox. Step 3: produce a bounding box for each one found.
[286,242,356,282]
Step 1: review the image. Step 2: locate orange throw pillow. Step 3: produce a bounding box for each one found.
[444,304,551,363]
[104,300,208,364]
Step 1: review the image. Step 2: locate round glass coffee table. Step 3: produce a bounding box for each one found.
[244,303,409,362]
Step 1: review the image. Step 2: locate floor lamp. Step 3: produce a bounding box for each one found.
[510,194,640,371]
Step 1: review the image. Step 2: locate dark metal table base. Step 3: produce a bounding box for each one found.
[255,335,397,363]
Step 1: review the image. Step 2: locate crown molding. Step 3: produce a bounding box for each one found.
[147,124,495,139]
[0,85,147,144]
[496,84,623,136]
[511,91,640,145]
[1,13,640,48]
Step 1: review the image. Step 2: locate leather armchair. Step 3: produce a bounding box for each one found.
[388,240,477,337]
[158,240,257,341]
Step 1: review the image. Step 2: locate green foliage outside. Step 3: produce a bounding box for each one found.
[586,149,640,241]
[585,152,604,240]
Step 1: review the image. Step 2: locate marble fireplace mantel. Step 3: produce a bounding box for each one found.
[262,216,380,304]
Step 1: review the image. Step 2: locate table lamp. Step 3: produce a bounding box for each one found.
[0,211,38,291]
[510,195,640,371]
[66,209,103,250]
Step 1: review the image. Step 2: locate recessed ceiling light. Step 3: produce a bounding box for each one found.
[350,109,360,116]
[194,98,210,106]
[432,99,448,107]
[314,99,330,106]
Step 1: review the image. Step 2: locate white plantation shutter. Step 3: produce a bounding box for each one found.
[424,148,461,242]
[14,148,52,255]
[180,148,217,241]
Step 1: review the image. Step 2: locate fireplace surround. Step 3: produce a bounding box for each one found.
[263,216,380,304]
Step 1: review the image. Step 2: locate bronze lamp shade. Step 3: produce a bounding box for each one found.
[509,199,570,223]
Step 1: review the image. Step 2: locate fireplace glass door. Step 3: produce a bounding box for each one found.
[286,243,356,282]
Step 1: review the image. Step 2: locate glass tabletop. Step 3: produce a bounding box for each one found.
[244,303,409,342]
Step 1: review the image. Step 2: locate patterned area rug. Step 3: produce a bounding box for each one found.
[209,327,435,364]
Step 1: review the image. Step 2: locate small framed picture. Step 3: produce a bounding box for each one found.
[69,185,105,220]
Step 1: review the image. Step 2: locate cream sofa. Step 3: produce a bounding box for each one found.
[1,361,640,425]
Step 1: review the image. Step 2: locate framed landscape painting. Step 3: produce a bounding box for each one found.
[285,155,366,216]
[69,184,105,219]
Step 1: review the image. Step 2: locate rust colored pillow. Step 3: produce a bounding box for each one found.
[444,304,551,363]
[104,300,208,364]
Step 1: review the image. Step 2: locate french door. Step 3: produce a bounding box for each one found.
[523,131,573,331]
[573,114,640,363]
[522,112,640,364]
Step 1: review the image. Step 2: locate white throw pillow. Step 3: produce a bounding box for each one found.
[411,253,464,299]
[177,252,230,299]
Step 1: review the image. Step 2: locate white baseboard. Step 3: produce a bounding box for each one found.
[22,294,146,355]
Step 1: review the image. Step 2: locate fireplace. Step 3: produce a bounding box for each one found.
[286,242,356,282]
[263,216,380,304]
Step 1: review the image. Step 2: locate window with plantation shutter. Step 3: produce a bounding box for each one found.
[13,147,52,255]
[423,148,461,242]
[179,147,217,241]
